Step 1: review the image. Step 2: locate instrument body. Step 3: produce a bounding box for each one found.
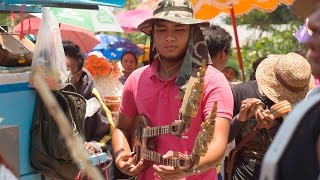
[132,61,216,169]
[133,102,217,168]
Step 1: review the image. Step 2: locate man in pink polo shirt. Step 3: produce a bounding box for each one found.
[112,0,234,179]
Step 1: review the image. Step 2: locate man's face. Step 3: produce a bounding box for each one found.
[153,20,191,61]
[121,53,137,74]
[65,56,79,74]
[222,67,237,82]
[220,50,231,71]
[306,3,320,77]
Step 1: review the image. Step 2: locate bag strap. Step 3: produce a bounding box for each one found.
[92,87,115,144]
[226,125,260,180]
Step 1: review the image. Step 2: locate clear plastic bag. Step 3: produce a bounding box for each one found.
[29,7,68,90]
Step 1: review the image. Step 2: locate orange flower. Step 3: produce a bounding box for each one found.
[84,55,120,78]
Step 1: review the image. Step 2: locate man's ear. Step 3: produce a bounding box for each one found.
[217,50,226,62]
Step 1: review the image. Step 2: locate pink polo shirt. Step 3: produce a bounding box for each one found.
[120,59,233,180]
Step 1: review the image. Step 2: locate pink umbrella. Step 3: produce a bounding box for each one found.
[136,0,158,9]
[14,17,100,54]
[116,9,152,33]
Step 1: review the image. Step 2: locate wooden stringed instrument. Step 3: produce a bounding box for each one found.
[251,100,291,129]
[226,100,292,180]
[132,61,215,168]
[133,102,218,168]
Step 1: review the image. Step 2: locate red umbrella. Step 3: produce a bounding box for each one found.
[116,9,152,33]
[14,17,100,54]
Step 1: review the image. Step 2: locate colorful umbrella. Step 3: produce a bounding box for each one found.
[14,17,100,54]
[190,0,295,81]
[192,0,295,20]
[116,9,152,33]
[31,6,123,32]
[93,34,143,61]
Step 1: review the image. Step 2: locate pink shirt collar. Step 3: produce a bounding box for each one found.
[149,58,160,79]
[149,58,177,82]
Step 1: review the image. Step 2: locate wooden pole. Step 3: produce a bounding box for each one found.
[31,73,103,180]
[230,4,245,82]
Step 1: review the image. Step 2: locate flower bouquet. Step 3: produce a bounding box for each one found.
[84,52,123,112]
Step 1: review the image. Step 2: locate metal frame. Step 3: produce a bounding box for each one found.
[2,0,126,8]
[0,0,126,12]
[0,4,41,12]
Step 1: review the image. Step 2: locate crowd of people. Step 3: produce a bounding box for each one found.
[110,0,319,179]
[25,0,320,179]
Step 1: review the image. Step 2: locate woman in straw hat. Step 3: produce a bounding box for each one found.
[227,52,314,180]
[261,1,320,179]
[112,0,234,179]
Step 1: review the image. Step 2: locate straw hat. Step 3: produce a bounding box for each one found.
[292,0,317,19]
[138,0,209,35]
[256,53,314,104]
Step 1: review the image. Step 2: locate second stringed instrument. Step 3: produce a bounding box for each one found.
[226,100,292,180]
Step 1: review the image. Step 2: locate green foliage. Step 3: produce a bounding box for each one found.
[230,21,305,80]
[125,32,150,45]
[224,5,304,81]
[0,14,10,26]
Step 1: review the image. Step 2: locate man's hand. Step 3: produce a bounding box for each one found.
[153,151,194,180]
[238,98,262,122]
[115,151,145,176]
[84,141,102,155]
[255,109,277,129]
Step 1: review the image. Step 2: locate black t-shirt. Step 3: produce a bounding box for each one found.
[230,81,279,147]
[232,80,274,117]
[229,81,281,180]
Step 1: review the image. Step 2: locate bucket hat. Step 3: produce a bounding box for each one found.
[225,60,239,79]
[138,0,209,35]
[256,52,314,104]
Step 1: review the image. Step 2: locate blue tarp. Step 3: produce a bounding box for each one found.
[2,0,126,8]
[0,5,41,13]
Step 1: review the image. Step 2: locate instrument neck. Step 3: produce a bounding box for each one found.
[143,124,177,137]
[141,148,187,167]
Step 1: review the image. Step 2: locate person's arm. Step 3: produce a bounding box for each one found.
[228,114,247,142]
[112,112,135,156]
[228,98,261,142]
[112,112,145,176]
[111,69,145,176]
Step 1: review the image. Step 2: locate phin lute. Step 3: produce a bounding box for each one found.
[133,102,218,169]
[132,61,216,169]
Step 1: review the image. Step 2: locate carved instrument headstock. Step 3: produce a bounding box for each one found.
[176,60,207,135]
[189,101,218,167]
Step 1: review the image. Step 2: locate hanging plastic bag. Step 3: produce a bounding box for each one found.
[29,7,68,90]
